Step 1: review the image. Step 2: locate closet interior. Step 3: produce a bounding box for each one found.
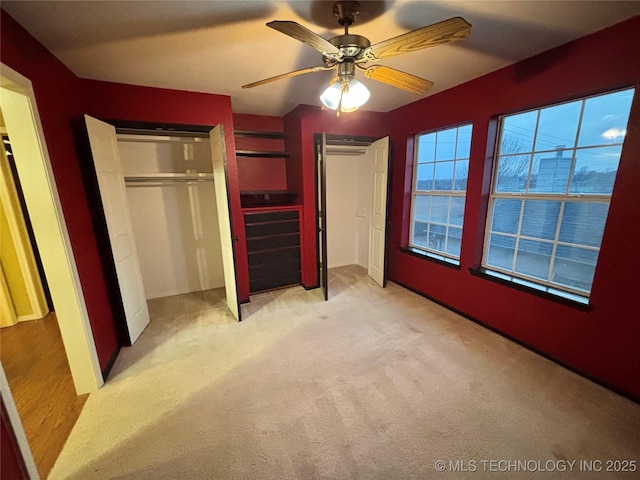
[325,142,376,270]
[118,132,225,301]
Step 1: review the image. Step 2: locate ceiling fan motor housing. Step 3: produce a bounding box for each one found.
[329,34,371,58]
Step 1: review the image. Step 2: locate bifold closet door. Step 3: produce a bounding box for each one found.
[209,125,241,321]
[84,115,150,344]
[368,136,390,287]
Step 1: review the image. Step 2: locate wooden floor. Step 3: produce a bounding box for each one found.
[0,313,88,479]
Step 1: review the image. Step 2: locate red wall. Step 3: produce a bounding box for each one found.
[284,105,389,286]
[1,402,27,480]
[82,80,250,303]
[386,16,640,400]
[1,11,119,369]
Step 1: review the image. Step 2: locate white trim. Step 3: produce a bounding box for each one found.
[0,140,49,320]
[0,364,40,480]
[0,63,103,394]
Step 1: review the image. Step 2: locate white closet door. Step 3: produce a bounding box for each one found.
[85,115,150,344]
[209,125,240,321]
[368,136,390,287]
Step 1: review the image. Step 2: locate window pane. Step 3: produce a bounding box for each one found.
[534,100,581,152]
[415,163,434,191]
[417,133,436,162]
[436,128,457,161]
[529,150,572,193]
[428,224,446,252]
[454,160,469,191]
[434,161,454,190]
[456,125,472,159]
[486,234,516,270]
[515,239,552,281]
[500,110,537,154]
[495,155,530,193]
[484,88,634,297]
[569,146,621,194]
[412,221,428,248]
[412,195,430,222]
[491,199,521,234]
[552,245,598,292]
[429,196,450,223]
[577,89,634,147]
[411,124,472,260]
[449,197,465,227]
[559,202,609,247]
[446,227,462,257]
[520,200,561,240]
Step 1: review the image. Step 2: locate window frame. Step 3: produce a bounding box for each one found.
[481,87,635,299]
[409,123,473,262]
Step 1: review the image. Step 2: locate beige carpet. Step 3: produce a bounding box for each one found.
[50,265,640,479]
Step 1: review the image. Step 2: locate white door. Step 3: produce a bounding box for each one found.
[209,125,240,321]
[368,136,390,286]
[85,115,150,344]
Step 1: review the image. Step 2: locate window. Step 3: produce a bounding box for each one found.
[483,88,635,299]
[410,124,472,261]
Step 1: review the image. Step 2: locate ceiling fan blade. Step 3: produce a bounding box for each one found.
[365,17,471,60]
[267,20,341,56]
[363,65,434,94]
[242,66,334,89]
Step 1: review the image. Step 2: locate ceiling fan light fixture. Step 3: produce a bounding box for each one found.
[340,78,370,112]
[320,78,370,112]
[320,81,343,110]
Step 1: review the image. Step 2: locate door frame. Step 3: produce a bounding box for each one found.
[0,63,103,394]
[314,134,328,301]
[313,133,391,299]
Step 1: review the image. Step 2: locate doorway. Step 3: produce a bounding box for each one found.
[1,125,88,478]
[0,65,103,393]
[1,63,103,480]
[315,134,390,300]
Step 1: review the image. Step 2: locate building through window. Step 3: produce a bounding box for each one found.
[483,88,635,299]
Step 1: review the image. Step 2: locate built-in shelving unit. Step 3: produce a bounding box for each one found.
[244,208,301,293]
[234,128,297,208]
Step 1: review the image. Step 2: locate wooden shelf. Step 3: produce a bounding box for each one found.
[240,190,298,208]
[234,129,286,139]
[235,150,290,158]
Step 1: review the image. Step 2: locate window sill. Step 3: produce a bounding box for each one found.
[400,247,461,270]
[469,267,591,311]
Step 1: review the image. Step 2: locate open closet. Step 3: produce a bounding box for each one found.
[85,117,240,346]
[315,134,390,300]
[119,133,224,300]
[325,143,374,270]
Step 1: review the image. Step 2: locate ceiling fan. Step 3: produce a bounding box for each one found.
[242,1,471,112]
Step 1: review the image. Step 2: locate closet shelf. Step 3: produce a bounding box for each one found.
[234,130,286,139]
[240,190,295,195]
[240,190,298,208]
[236,150,290,158]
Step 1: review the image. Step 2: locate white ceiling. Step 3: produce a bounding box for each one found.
[3,1,640,117]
